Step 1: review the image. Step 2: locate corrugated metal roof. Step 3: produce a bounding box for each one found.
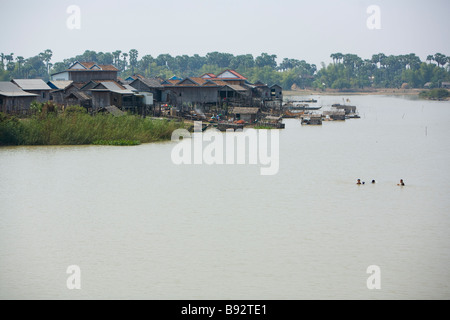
[141,78,163,88]
[48,80,73,90]
[222,85,248,92]
[123,84,138,92]
[231,107,260,114]
[12,79,52,91]
[131,77,163,89]
[0,82,38,97]
[65,91,91,101]
[90,81,135,95]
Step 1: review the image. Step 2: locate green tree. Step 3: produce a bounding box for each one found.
[255,53,277,69]
[434,53,447,68]
[129,49,139,73]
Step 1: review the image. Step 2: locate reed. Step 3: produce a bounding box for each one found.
[0,111,186,146]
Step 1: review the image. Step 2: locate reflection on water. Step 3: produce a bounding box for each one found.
[1,95,450,299]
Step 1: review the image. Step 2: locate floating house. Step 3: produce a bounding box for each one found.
[301,114,323,125]
[323,110,346,121]
[332,104,357,115]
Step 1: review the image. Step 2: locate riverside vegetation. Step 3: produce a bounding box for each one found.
[418,88,450,101]
[0,103,186,146]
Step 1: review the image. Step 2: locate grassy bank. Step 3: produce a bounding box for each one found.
[418,88,450,101]
[0,109,186,146]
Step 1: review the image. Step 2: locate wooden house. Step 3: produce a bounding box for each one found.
[270,84,283,100]
[11,79,52,103]
[162,77,221,108]
[215,70,247,86]
[129,77,164,102]
[230,107,261,123]
[88,80,143,112]
[64,91,92,109]
[0,82,38,114]
[49,82,86,106]
[218,84,250,102]
[50,61,118,82]
[252,81,271,99]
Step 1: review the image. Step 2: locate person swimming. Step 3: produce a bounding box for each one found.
[372,180,376,184]
[398,179,405,186]
[357,179,362,185]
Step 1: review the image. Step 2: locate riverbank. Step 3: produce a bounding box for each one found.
[0,112,186,146]
[284,88,424,96]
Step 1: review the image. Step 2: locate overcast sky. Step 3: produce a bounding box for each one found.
[1,0,449,67]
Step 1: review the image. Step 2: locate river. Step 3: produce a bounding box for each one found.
[1,95,449,299]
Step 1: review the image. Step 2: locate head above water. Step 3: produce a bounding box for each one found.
[372,180,376,184]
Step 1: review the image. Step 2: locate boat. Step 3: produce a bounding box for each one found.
[332,104,357,115]
[346,112,361,119]
[300,114,323,125]
[284,102,322,111]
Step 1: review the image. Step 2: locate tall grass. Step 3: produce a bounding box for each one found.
[419,88,449,100]
[0,111,185,146]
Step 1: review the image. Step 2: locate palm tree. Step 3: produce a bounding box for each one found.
[426,55,434,64]
[122,52,128,70]
[434,53,447,68]
[16,56,25,76]
[330,53,337,64]
[0,53,5,70]
[5,53,14,65]
[40,49,53,75]
[113,50,122,68]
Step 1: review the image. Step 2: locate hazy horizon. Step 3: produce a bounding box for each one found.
[1,0,449,67]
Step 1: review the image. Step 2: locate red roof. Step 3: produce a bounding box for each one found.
[200,73,217,79]
[216,69,247,80]
[70,61,118,72]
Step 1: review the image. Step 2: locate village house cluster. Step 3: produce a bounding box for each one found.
[0,62,283,123]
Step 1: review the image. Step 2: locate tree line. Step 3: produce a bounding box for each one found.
[1,50,449,90]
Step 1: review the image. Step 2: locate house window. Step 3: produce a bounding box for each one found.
[42,92,46,99]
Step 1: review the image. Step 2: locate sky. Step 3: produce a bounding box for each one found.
[1,0,449,67]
